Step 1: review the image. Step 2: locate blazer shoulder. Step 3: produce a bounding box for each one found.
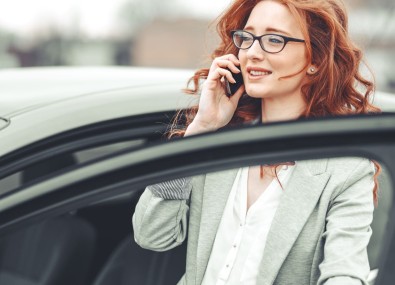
[300,157,369,176]
[325,157,375,200]
[326,157,373,177]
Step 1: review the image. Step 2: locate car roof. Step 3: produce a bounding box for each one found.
[0,66,195,157]
[0,66,194,118]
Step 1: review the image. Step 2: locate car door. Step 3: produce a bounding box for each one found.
[0,114,394,285]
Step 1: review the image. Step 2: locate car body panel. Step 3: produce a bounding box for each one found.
[0,67,195,157]
[0,118,9,130]
[0,66,194,117]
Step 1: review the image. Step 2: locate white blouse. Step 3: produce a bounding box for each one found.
[201,165,295,285]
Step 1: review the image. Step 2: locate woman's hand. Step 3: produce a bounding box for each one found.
[185,54,245,136]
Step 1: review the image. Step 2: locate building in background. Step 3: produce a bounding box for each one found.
[132,18,218,69]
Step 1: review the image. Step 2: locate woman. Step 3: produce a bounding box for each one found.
[133,0,381,284]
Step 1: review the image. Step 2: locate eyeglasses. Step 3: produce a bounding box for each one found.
[231,30,305,54]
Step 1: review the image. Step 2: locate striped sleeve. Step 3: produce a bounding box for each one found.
[147,177,192,200]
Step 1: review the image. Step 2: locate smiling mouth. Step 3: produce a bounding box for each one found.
[249,70,272,76]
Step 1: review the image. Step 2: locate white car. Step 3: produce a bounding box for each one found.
[0,66,394,285]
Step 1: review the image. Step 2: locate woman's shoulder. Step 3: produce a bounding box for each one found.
[325,157,374,176]
[299,157,372,177]
[324,157,375,194]
[301,157,374,188]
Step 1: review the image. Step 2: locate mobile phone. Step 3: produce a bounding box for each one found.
[225,69,244,97]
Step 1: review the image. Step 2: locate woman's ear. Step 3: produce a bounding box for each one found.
[307,65,318,75]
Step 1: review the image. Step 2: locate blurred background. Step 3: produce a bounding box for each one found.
[0,0,394,92]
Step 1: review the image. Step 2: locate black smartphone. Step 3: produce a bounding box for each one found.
[225,69,243,97]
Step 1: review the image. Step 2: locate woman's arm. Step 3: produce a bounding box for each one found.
[133,53,243,252]
[319,159,375,285]
[132,178,192,251]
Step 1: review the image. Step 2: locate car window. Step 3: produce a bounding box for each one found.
[0,140,144,195]
[74,140,145,163]
[0,157,391,285]
[0,111,177,197]
[0,172,21,196]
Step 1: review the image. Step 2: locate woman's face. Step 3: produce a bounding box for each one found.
[238,1,309,101]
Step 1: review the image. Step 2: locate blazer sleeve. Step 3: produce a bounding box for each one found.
[318,159,375,285]
[132,184,191,252]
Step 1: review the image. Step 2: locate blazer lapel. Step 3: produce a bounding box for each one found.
[195,168,239,285]
[258,159,331,285]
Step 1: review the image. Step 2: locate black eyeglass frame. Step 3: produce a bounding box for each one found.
[230,30,305,54]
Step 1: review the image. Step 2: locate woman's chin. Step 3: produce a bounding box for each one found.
[245,88,268,99]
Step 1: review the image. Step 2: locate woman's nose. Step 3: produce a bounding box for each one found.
[246,39,265,61]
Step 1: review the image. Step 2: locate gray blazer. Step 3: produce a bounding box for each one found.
[133,157,375,285]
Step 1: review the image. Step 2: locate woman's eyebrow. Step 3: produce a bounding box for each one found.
[266,27,292,36]
[244,25,292,36]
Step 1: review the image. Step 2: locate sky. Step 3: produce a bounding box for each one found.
[0,0,231,37]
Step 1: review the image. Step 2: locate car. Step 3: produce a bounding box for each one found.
[0,66,394,285]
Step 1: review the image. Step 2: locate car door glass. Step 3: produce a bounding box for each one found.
[0,139,145,196]
[136,158,391,285]
[74,139,145,163]
[0,157,391,285]
[0,172,21,195]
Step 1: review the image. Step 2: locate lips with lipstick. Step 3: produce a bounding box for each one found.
[247,67,272,77]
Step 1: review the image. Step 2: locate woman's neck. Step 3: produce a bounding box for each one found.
[261,96,306,123]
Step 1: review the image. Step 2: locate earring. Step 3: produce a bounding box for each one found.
[309,67,316,73]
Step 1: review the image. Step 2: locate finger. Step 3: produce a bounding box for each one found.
[216,68,235,83]
[219,54,240,66]
[214,59,240,73]
[213,54,240,70]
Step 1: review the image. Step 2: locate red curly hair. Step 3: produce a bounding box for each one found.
[168,0,381,203]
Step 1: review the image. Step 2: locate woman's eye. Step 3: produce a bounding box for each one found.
[268,37,283,44]
[240,36,252,42]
